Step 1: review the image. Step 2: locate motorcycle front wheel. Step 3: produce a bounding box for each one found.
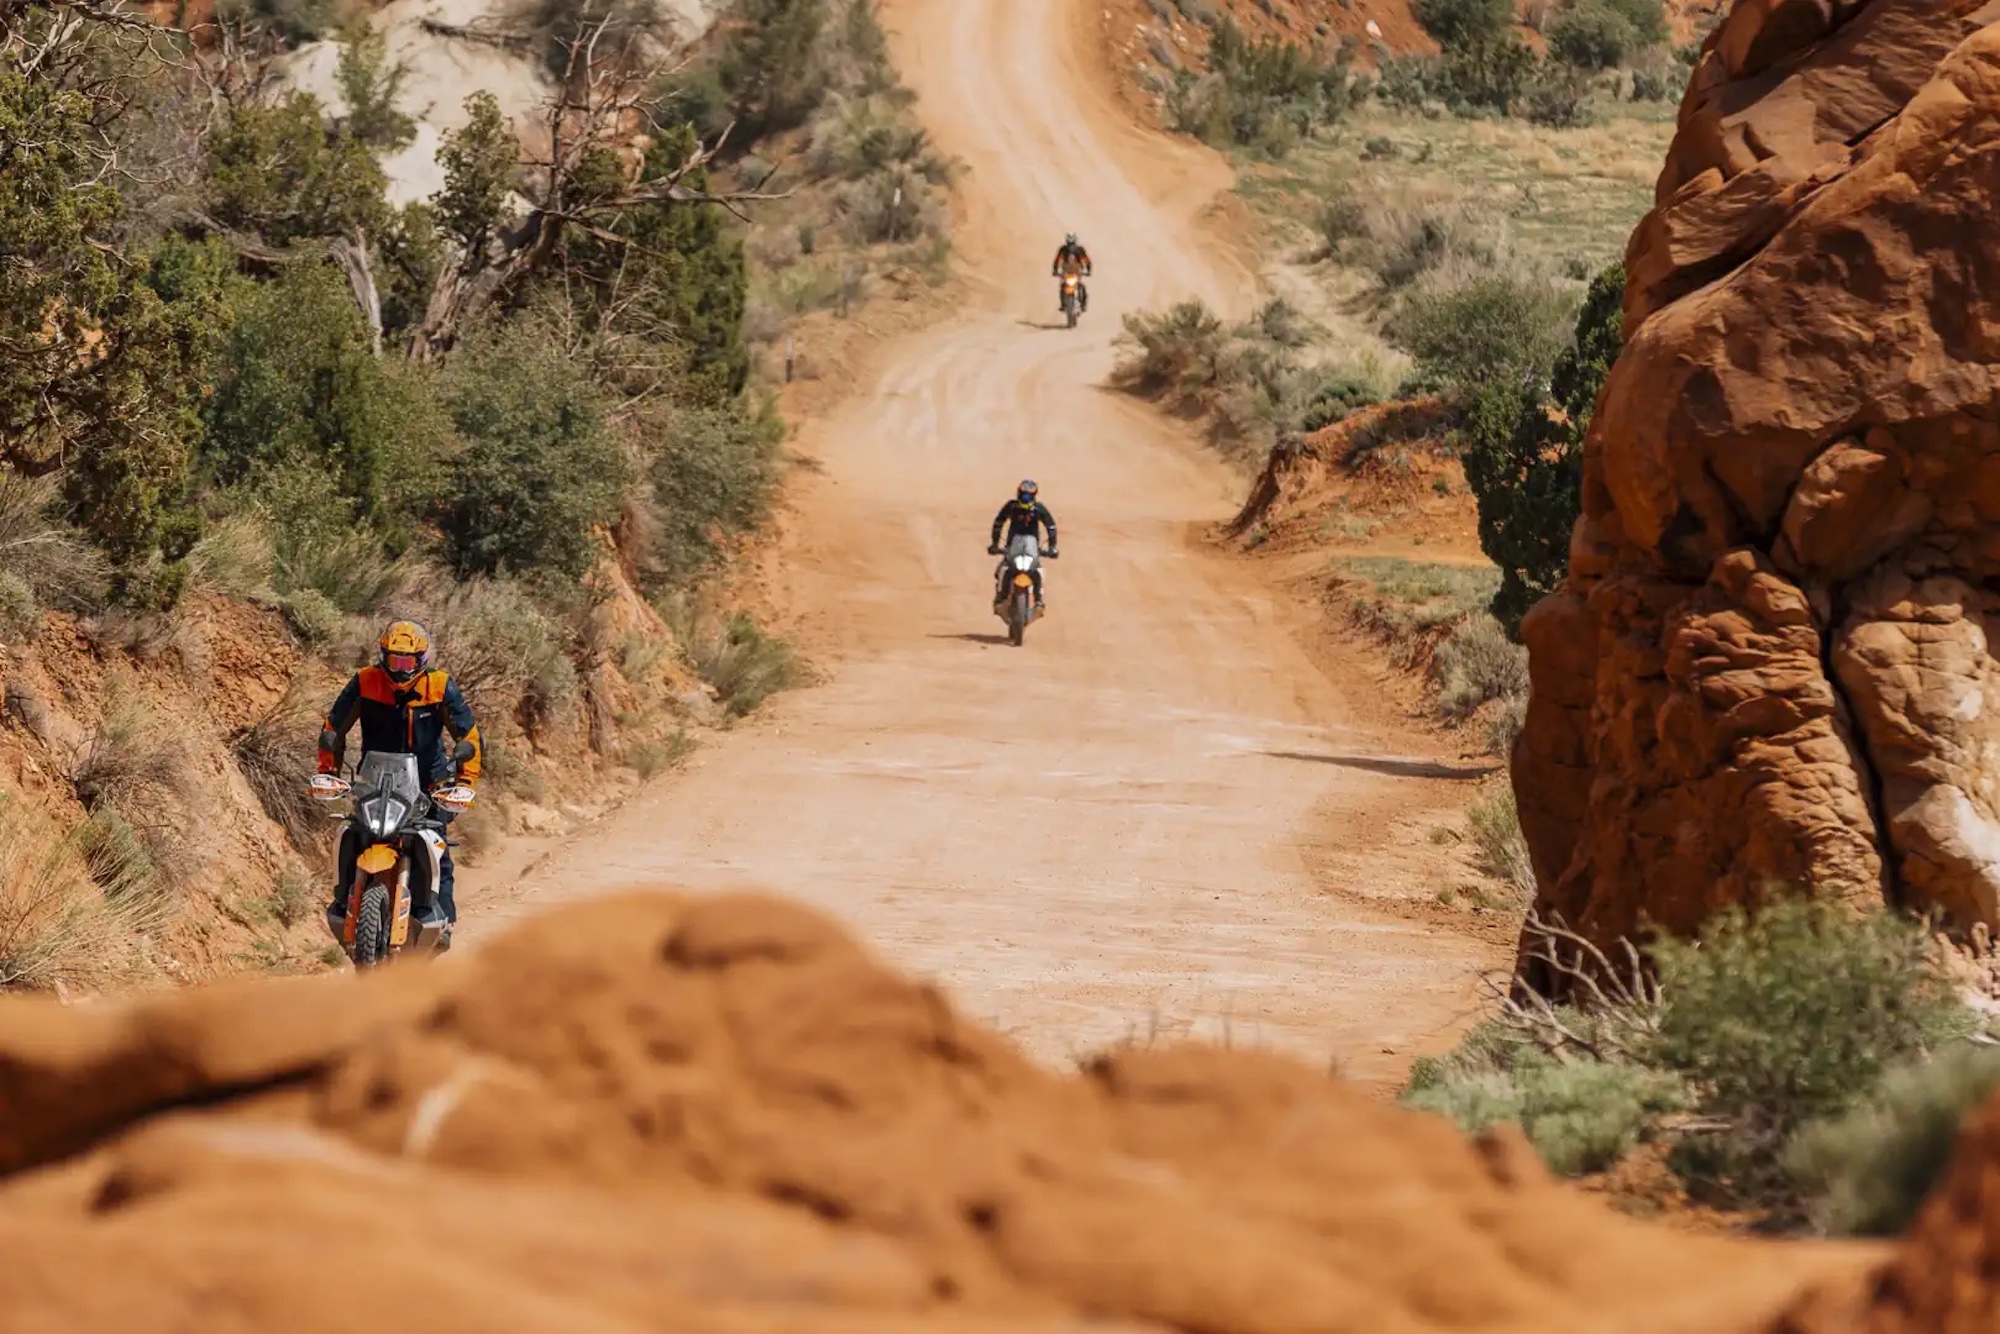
[352,882,391,969]
[1009,590,1031,646]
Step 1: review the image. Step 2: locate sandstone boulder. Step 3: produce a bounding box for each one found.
[1514,1,2000,969]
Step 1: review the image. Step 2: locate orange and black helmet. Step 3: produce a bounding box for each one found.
[378,620,432,683]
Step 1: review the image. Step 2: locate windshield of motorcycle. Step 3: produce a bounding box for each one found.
[353,752,423,840]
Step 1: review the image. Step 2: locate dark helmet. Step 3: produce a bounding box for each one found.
[1016,479,1038,505]
[378,619,433,684]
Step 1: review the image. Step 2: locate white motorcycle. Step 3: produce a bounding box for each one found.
[991,534,1057,646]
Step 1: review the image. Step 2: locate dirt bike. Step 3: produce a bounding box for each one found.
[308,742,476,969]
[1059,272,1084,329]
[992,534,1057,646]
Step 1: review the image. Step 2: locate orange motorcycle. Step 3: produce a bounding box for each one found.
[308,743,476,968]
[1060,272,1083,329]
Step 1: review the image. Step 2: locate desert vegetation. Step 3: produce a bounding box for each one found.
[1405,895,2000,1232]
[0,0,930,989]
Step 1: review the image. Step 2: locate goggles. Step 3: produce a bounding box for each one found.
[385,652,422,676]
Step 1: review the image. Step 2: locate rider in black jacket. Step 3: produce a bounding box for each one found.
[989,479,1059,608]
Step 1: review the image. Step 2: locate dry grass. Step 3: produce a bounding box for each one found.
[67,686,198,891]
[660,595,804,719]
[236,679,335,856]
[0,796,167,992]
[1466,785,1536,901]
[1233,103,1674,277]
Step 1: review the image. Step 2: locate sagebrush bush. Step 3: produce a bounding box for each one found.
[1546,2,1635,70]
[1433,612,1528,719]
[1787,1044,2000,1236]
[422,579,580,735]
[1115,299,1228,401]
[1165,20,1365,155]
[1643,896,1971,1202]
[0,571,37,645]
[664,598,802,717]
[0,474,108,613]
[1465,784,1535,899]
[1406,1033,1687,1176]
[1388,272,1577,399]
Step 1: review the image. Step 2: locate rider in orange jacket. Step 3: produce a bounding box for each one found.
[1052,233,1092,313]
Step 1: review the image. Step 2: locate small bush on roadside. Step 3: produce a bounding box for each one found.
[0,474,109,614]
[422,578,580,735]
[0,572,37,645]
[1297,368,1381,432]
[0,796,164,991]
[1433,612,1528,719]
[1166,20,1365,155]
[1114,299,1229,402]
[664,598,803,718]
[1644,896,1971,1204]
[1787,1045,2000,1237]
[1465,783,1535,899]
[434,318,628,583]
[1387,272,1577,401]
[1546,2,1634,69]
[1406,1028,1687,1176]
[236,682,333,855]
[1413,0,1512,47]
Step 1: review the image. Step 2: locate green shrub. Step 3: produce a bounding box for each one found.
[1406,1036,1687,1176]
[638,400,784,589]
[665,600,802,717]
[1546,2,1634,70]
[434,319,627,581]
[0,475,108,616]
[1787,1045,2000,1236]
[423,578,579,733]
[714,0,832,142]
[1297,369,1381,432]
[1598,0,1668,47]
[203,263,449,527]
[1166,20,1364,154]
[215,0,342,41]
[1414,0,1513,47]
[1114,299,1228,401]
[1642,896,1971,1203]
[1388,273,1576,399]
[1459,263,1622,634]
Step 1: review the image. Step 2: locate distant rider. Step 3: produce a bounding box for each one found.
[1052,233,1092,314]
[989,479,1060,610]
[316,620,482,949]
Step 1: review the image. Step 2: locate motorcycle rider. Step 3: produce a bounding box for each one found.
[989,479,1059,610]
[316,620,482,949]
[1052,233,1092,314]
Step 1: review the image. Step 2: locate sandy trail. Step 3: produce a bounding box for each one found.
[473,0,1494,1078]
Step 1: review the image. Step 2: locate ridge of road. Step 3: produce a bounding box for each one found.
[467,0,1498,1082]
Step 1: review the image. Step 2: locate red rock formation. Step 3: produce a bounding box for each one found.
[1513,1,2000,975]
[0,890,1870,1331]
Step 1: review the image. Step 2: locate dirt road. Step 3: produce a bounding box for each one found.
[475,0,1497,1079]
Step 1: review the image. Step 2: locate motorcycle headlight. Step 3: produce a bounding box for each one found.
[359,795,391,838]
[383,797,410,831]
[1014,555,1035,570]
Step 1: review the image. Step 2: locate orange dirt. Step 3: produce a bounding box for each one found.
[0,890,1887,1332]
